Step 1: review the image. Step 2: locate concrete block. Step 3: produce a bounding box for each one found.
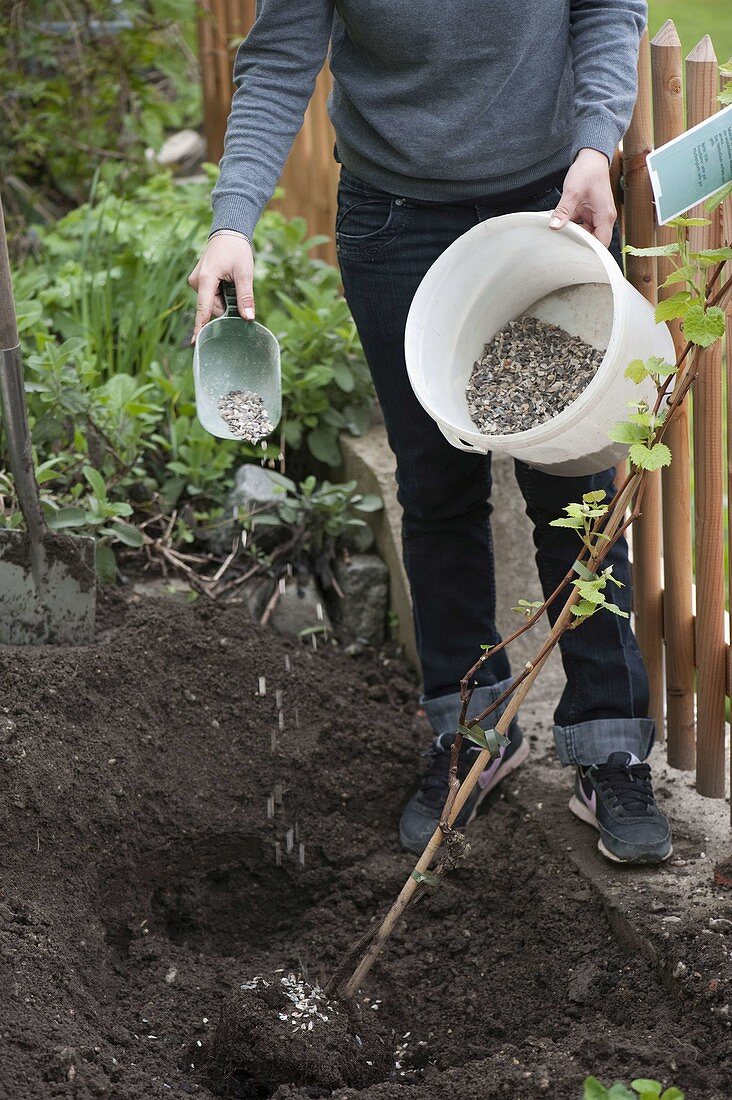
[332,553,389,645]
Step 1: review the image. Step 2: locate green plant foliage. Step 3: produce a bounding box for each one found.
[1,0,200,242]
[549,490,609,553]
[582,1076,683,1100]
[244,472,382,589]
[511,598,544,619]
[3,172,373,554]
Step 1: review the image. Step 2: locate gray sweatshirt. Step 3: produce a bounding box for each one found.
[211,0,647,239]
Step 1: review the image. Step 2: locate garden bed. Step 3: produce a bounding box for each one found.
[1,592,730,1099]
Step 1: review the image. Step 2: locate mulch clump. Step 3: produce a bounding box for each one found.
[1,588,731,1099]
[466,315,604,434]
[207,973,390,1096]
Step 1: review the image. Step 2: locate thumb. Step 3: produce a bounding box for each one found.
[235,269,256,322]
[549,191,576,230]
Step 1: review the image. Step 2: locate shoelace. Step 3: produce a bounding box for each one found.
[419,734,480,809]
[592,761,655,816]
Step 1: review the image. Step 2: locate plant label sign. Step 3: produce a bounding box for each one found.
[646,103,732,224]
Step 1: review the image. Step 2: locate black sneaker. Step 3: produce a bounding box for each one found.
[398,723,529,854]
[570,751,672,864]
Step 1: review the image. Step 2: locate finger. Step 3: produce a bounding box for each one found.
[191,273,217,343]
[593,212,616,249]
[235,268,256,322]
[187,259,201,291]
[549,191,577,230]
[211,294,225,318]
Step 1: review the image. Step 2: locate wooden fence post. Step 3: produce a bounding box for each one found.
[624,29,665,738]
[686,36,726,798]
[724,193,732,813]
[650,20,696,770]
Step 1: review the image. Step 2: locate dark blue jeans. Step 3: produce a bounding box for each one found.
[336,167,654,766]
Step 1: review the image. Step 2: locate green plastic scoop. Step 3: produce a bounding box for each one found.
[193,281,281,440]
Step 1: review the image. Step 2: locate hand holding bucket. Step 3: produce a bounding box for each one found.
[404,213,675,476]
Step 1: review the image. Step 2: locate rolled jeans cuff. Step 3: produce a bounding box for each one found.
[422,676,515,736]
[553,718,656,766]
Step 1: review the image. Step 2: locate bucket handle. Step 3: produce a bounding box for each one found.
[438,423,488,454]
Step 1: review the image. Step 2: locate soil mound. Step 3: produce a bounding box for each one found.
[1,590,731,1098]
[207,973,390,1096]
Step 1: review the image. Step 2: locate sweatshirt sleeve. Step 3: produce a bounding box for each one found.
[210,0,334,238]
[569,0,648,163]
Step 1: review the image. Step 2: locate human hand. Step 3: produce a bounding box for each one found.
[549,148,617,248]
[188,233,255,343]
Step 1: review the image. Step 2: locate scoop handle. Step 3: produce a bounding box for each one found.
[221,280,240,318]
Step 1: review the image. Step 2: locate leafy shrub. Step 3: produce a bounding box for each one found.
[583,1076,683,1100]
[2,171,373,553]
[1,0,200,241]
[246,472,381,588]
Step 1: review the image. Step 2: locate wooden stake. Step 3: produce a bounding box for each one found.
[686,36,726,798]
[624,29,665,738]
[343,477,642,1000]
[651,20,696,769]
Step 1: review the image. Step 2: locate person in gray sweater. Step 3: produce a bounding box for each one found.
[190,1,672,866]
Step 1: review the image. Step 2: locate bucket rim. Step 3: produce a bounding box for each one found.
[404,211,629,447]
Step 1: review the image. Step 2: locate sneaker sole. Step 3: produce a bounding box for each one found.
[466,738,531,824]
[568,794,673,865]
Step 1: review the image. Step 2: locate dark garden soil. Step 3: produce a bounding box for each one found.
[1,591,731,1099]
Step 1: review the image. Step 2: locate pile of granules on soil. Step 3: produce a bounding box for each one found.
[466,315,604,434]
[206,972,390,1094]
[219,389,274,442]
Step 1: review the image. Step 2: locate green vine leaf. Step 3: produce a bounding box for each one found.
[705,180,732,209]
[659,264,699,288]
[512,598,544,618]
[628,442,672,471]
[666,215,711,228]
[683,304,725,347]
[690,246,732,264]
[549,516,585,529]
[582,490,607,504]
[624,359,648,384]
[654,291,692,324]
[608,421,647,445]
[622,243,680,258]
[571,598,600,619]
[602,601,630,618]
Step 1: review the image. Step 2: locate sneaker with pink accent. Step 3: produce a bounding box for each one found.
[398,723,529,854]
[570,751,672,864]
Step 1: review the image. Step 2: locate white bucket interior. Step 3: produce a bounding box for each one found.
[417,226,617,437]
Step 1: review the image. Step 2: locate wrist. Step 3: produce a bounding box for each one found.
[574,147,609,167]
[208,228,252,245]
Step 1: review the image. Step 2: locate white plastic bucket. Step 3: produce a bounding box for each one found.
[404,212,676,475]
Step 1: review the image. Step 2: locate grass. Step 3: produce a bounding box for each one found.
[646,1,732,65]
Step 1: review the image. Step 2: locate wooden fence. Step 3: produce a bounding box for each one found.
[197,0,339,263]
[198,10,732,804]
[627,23,731,807]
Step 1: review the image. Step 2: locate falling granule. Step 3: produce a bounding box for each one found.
[219,390,274,443]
